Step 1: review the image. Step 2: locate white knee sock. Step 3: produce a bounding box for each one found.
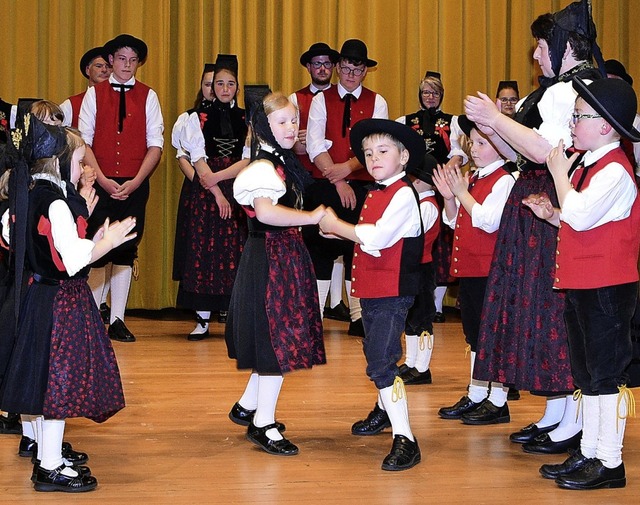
[580,394,599,459]
[597,391,629,469]
[548,393,582,442]
[101,263,112,304]
[238,372,259,410]
[317,280,331,318]
[191,311,210,335]
[434,286,447,313]
[535,395,566,428]
[35,416,43,461]
[487,382,508,407]
[20,414,36,440]
[110,264,132,323]
[329,258,344,308]
[414,331,434,373]
[87,266,107,307]
[404,335,419,368]
[379,378,414,441]
[468,351,489,403]
[344,281,361,321]
[254,375,284,441]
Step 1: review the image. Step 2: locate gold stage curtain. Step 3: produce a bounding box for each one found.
[1,0,638,308]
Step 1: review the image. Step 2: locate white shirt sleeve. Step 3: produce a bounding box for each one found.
[1,208,9,246]
[448,115,469,165]
[633,114,640,176]
[171,112,206,162]
[78,86,97,145]
[470,173,516,233]
[373,94,389,119]
[534,80,580,150]
[306,92,330,162]
[59,99,73,127]
[48,200,95,276]
[145,89,164,149]
[396,115,407,124]
[233,160,286,207]
[421,199,439,233]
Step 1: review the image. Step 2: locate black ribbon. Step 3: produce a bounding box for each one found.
[341,93,355,137]
[111,83,134,132]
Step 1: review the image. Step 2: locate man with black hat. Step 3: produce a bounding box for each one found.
[60,46,111,128]
[306,39,388,336]
[79,34,164,343]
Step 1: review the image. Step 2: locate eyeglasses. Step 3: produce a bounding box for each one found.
[571,113,603,124]
[421,90,441,98]
[499,97,519,104]
[338,65,365,76]
[310,61,334,69]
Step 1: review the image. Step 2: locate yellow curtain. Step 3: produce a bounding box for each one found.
[1,0,637,308]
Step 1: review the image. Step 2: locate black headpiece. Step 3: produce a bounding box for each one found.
[604,59,633,86]
[80,46,108,79]
[104,34,148,63]
[299,43,340,66]
[496,80,519,96]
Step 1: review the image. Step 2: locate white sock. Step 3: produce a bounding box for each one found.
[379,379,413,441]
[20,414,36,440]
[317,280,331,319]
[468,352,488,403]
[487,382,508,407]
[87,266,106,307]
[35,416,43,461]
[344,281,361,321]
[414,331,434,373]
[329,258,344,308]
[238,372,259,410]
[535,395,566,428]
[101,263,112,305]
[548,394,582,442]
[580,394,599,459]
[40,419,78,477]
[404,335,418,368]
[597,392,628,469]
[110,264,132,323]
[434,286,447,313]
[254,375,284,441]
[191,311,210,335]
[377,392,385,411]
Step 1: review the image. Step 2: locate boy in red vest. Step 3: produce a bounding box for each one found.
[524,77,640,490]
[319,119,425,471]
[433,116,516,424]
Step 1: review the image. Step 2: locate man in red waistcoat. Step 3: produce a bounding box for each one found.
[79,34,164,342]
[60,47,111,128]
[306,39,388,337]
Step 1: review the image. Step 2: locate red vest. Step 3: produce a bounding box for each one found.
[92,79,150,178]
[295,86,318,175]
[69,91,86,128]
[450,168,510,277]
[323,86,376,181]
[420,194,440,264]
[351,178,422,298]
[555,148,640,289]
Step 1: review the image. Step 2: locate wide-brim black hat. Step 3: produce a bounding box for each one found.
[457,115,477,137]
[338,39,377,67]
[407,152,438,185]
[350,119,426,171]
[104,34,148,63]
[79,46,108,79]
[300,42,340,66]
[604,59,633,86]
[573,76,640,142]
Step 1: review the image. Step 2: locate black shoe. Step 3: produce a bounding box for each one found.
[19,436,36,457]
[461,399,510,425]
[0,413,21,434]
[187,314,210,341]
[324,301,350,322]
[540,450,594,479]
[397,363,411,376]
[438,396,481,420]
[228,403,286,432]
[61,442,89,465]
[522,431,582,455]
[108,317,136,342]
[401,367,432,385]
[246,423,298,456]
[347,318,365,337]
[217,311,228,324]
[509,422,559,444]
[99,303,110,325]
[556,460,626,490]
[351,404,391,436]
[33,464,98,493]
[32,461,92,482]
[434,312,445,323]
[381,435,421,471]
[507,387,520,401]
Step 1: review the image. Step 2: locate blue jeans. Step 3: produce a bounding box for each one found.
[361,296,415,389]
[564,282,637,395]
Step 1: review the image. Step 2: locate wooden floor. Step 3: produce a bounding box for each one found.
[0,310,638,504]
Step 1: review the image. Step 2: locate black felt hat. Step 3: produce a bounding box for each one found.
[604,59,633,86]
[457,115,477,137]
[104,34,148,63]
[300,42,340,66]
[573,76,640,142]
[338,39,377,67]
[407,152,438,185]
[79,46,108,79]
[350,119,426,171]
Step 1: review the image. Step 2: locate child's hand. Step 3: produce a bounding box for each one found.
[102,216,137,249]
[433,165,455,200]
[309,204,327,225]
[80,186,99,216]
[522,192,555,220]
[80,164,97,189]
[319,207,338,234]
[546,139,578,179]
[445,165,469,197]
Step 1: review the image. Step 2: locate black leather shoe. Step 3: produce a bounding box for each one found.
[522,431,582,455]
[33,464,98,492]
[397,363,411,376]
[99,303,110,325]
[401,367,432,385]
[32,461,92,482]
[347,318,365,337]
[19,436,36,457]
[507,387,520,401]
[540,450,594,479]
[108,318,136,342]
[509,422,560,444]
[438,396,481,420]
[556,460,626,490]
[351,404,391,436]
[61,442,89,465]
[0,412,21,434]
[228,403,286,432]
[324,301,351,322]
[434,312,445,323]
[461,399,510,425]
[381,435,421,471]
[246,423,298,456]
[187,314,210,341]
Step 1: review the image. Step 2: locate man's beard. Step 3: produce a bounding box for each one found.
[312,75,331,87]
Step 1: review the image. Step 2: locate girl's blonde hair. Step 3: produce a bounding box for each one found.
[263,92,292,116]
[30,100,64,126]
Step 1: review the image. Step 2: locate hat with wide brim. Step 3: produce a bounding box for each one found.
[407,152,438,185]
[338,39,377,67]
[457,115,477,137]
[300,42,340,66]
[604,59,633,86]
[104,34,148,63]
[79,46,108,79]
[350,119,426,171]
[573,76,640,142]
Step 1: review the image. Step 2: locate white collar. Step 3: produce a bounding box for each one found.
[376,171,406,187]
[337,82,362,99]
[582,142,621,166]
[109,74,136,87]
[474,159,506,178]
[32,173,67,197]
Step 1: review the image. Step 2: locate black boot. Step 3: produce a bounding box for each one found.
[351,404,391,436]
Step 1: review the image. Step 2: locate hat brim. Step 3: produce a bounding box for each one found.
[300,48,340,66]
[407,153,438,184]
[457,115,476,138]
[573,77,640,143]
[79,47,108,79]
[339,54,377,67]
[350,119,426,172]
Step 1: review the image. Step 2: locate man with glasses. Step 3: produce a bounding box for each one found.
[306,39,389,337]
